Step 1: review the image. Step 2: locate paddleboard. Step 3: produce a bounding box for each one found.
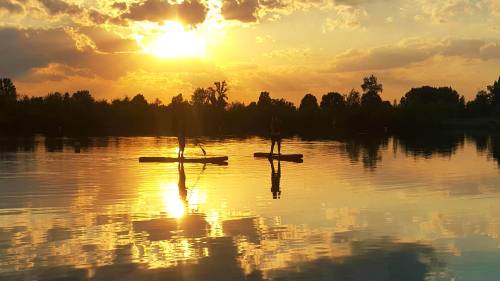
[139,156,228,164]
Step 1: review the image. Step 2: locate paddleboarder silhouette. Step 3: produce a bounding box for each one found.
[177,120,186,160]
[270,115,281,157]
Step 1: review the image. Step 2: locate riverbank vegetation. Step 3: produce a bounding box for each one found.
[0,76,499,136]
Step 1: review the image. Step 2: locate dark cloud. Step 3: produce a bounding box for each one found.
[330,38,500,72]
[111,1,127,11]
[39,0,81,15]
[0,0,24,13]
[220,0,291,22]
[0,27,84,77]
[119,0,208,25]
[91,9,127,26]
[78,26,138,53]
[88,9,111,24]
[0,27,141,79]
[442,38,500,60]
[259,0,288,9]
[23,63,95,82]
[333,44,434,72]
[479,42,500,60]
[334,0,378,6]
[221,0,259,22]
[219,0,395,23]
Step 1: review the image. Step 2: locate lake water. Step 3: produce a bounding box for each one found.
[0,134,500,281]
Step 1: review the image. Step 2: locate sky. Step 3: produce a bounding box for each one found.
[0,0,499,104]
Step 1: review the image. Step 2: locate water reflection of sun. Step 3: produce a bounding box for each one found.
[161,182,185,219]
[187,188,206,212]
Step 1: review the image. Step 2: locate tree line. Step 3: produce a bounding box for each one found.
[0,75,499,136]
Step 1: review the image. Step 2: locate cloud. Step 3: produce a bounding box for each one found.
[119,0,208,25]
[0,26,225,86]
[77,26,139,53]
[493,0,500,16]
[219,0,379,23]
[323,5,367,31]
[219,0,338,23]
[417,0,490,23]
[221,0,259,22]
[334,0,383,5]
[256,34,274,43]
[0,0,24,14]
[479,42,500,59]
[0,27,85,77]
[21,63,94,82]
[442,38,500,59]
[39,0,82,15]
[259,0,290,10]
[0,27,141,79]
[330,38,500,72]
[111,2,127,11]
[263,47,313,59]
[88,9,111,24]
[64,27,98,52]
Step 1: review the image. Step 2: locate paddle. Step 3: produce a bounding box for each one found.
[192,139,207,156]
[199,145,207,156]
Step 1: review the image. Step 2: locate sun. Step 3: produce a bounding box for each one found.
[145,21,207,59]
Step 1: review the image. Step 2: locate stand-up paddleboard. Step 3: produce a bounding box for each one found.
[139,156,228,164]
[254,153,303,163]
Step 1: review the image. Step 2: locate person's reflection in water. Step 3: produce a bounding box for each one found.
[178,162,187,204]
[269,158,281,199]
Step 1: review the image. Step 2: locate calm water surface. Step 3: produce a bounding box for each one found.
[1,135,500,281]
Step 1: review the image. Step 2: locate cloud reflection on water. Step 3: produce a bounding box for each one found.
[1,134,500,280]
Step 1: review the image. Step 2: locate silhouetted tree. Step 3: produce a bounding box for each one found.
[321,92,346,129]
[131,94,148,106]
[467,90,491,117]
[191,88,210,106]
[320,92,345,110]
[346,89,361,107]
[299,94,321,133]
[0,78,17,101]
[257,91,272,107]
[208,81,228,108]
[299,94,319,112]
[171,94,185,106]
[226,102,253,134]
[72,90,94,104]
[488,76,500,106]
[361,75,383,108]
[465,77,500,118]
[399,86,463,128]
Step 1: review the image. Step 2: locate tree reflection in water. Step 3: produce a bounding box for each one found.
[0,237,442,281]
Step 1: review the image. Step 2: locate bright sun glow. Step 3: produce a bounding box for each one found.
[161,182,185,219]
[146,21,206,59]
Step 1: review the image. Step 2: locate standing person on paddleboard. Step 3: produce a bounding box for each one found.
[270,115,281,157]
[177,120,186,160]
